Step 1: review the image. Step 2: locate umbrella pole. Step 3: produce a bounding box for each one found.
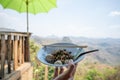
[26,0,29,33]
[26,0,30,62]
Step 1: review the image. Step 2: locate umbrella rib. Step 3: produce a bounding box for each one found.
[38,0,47,12]
[19,0,24,12]
[3,0,12,8]
[31,2,36,14]
[48,0,57,7]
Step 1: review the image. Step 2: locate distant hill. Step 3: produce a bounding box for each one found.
[30,35,61,45]
[31,35,120,66]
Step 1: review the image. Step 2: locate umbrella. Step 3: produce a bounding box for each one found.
[0,0,57,61]
[0,0,57,33]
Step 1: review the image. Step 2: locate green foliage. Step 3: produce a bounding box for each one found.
[30,40,40,54]
[105,66,120,80]
[48,66,54,80]
[30,40,54,80]
[84,69,104,80]
[74,60,119,80]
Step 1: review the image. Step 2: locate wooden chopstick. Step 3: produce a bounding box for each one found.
[42,45,88,48]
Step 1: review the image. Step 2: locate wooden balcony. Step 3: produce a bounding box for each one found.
[0,31,32,80]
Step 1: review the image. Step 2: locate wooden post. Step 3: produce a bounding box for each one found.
[0,34,6,78]
[18,36,22,65]
[22,37,24,63]
[0,39,1,58]
[24,37,27,62]
[0,35,1,58]
[17,37,20,66]
[7,35,12,73]
[25,36,30,62]
[11,40,13,60]
[13,36,18,70]
[44,65,48,80]
[0,35,1,79]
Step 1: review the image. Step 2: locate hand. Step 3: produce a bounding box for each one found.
[53,62,78,80]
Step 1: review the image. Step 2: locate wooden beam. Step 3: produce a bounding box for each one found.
[24,37,27,62]
[7,35,12,73]
[0,34,6,78]
[0,39,1,56]
[22,37,24,63]
[18,36,22,65]
[18,37,20,66]
[44,65,48,80]
[25,37,30,62]
[0,35,1,79]
[13,36,18,70]
[11,40,13,60]
[0,32,31,37]
[4,62,32,80]
[0,39,1,60]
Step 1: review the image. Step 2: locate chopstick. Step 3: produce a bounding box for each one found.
[42,45,88,48]
[74,49,99,61]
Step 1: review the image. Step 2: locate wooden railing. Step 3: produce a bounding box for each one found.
[0,32,31,79]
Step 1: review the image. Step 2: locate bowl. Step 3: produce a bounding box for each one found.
[37,43,85,67]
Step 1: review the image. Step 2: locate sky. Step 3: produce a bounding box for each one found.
[0,0,120,38]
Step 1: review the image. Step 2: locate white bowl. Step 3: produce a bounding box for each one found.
[37,43,85,67]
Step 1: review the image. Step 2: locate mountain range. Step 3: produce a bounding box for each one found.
[0,28,119,66]
[31,35,120,66]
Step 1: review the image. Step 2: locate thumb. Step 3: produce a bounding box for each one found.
[67,63,75,73]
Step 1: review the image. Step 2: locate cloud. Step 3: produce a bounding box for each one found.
[109,11,120,16]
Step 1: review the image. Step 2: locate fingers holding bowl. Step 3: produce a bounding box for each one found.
[53,67,59,79]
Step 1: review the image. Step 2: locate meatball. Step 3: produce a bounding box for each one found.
[45,54,55,63]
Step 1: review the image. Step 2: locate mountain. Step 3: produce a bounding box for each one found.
[30,35,61,45]
[31,35,120,66]
[70,37,120,65]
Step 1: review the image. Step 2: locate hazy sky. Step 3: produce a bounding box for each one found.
[0,0,120,38]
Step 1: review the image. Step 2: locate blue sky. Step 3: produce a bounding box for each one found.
[0,0,120,38]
